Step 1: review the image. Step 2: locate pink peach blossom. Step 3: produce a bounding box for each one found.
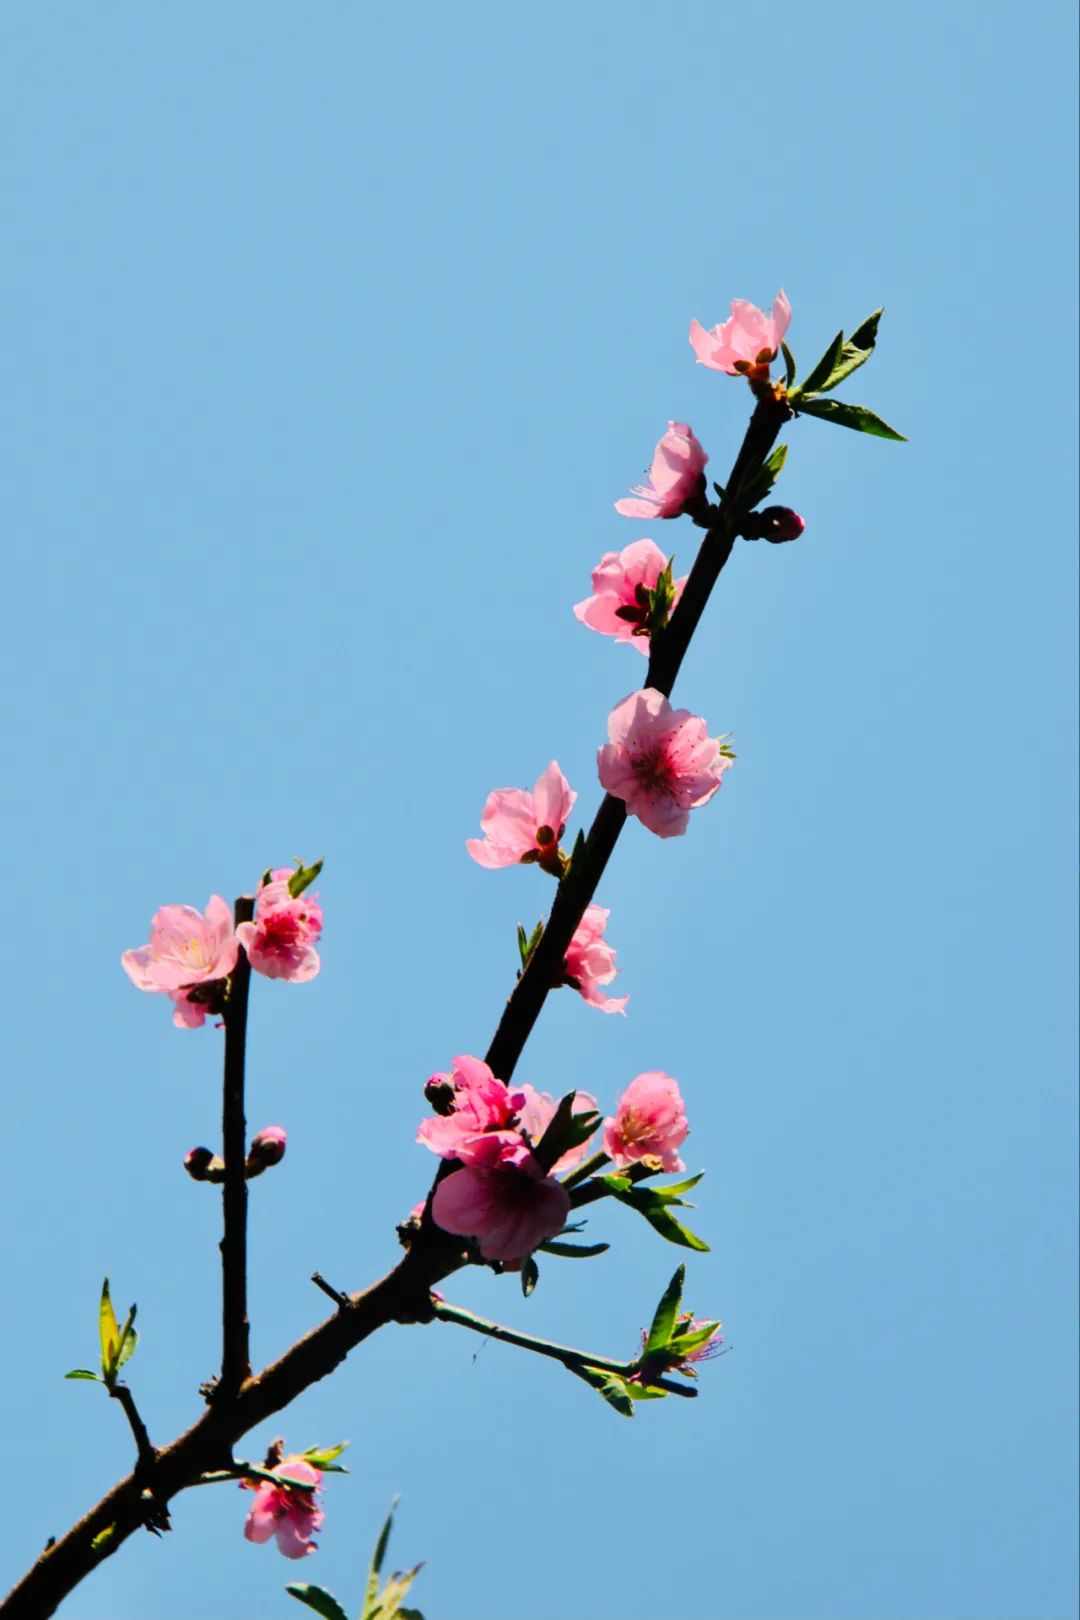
[602,1070,689,1172]
[516,1083,601,1173]
[690,290,791,376]
[431,1132,571,1263]
[573,539,688,655]
[563,905,628,1014]
[417,1055,526,1158]
[236,869,322,983]
[466,762,576,871]
[615,422,708,519]
[598,688,732,838]
[122,897,239,1025]
[242,1457,324,1560]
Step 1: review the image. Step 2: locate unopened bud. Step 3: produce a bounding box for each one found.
[246,1125,287,1177]
[741,505,805,544]
[184,1146,224,1182]
[424,1074,457,1116]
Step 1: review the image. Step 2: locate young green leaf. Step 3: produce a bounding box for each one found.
[288,859,324,899]
[648,1171,705,1201]
[98,1279,120,1378]
[115,1304,138,1372]
[644,1265,686,1355]
[536,1239,610,1259]
[730,443,788,514]
[286,1585,350,1620]
[781,341,797,388]
[668,1318,723,1358]
[570,1364,636,1417]
[819,308,883,391]
[64,1369,102,1382]
[796,397,907,441]
[611,1186,709,1251]
[795,329,844,398]
[299,1442,350,1473]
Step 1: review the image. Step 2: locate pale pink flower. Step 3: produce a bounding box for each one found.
[466,762,576,871]
[516,1083,601,1173]
[615,422,708,519]
[236,869,322,983]
[690,290,792,376]
[431,1132,571,1263]
[417,1055,525,1158]
[122,897,239,1025]
[602,1070,689,1172]
[242,1457,324,1560]
[573,540,688,655]
[598,688,732,838]
[562,905,628,1014]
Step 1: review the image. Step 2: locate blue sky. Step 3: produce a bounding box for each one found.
[1,3,1076,1618]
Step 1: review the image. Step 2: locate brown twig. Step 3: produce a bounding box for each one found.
[220,897,255,1398]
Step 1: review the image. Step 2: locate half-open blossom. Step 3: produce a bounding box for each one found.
[242,1457,324,1560]
[573,540,687,655]
[636,1313,724,1380]
[602,1071,688,1172]
[614,422,708,519]
[516,1083,600,1173]
[431,1132,571,1263]
[466,762,575,872]
[122,897,239,1026]
[598,688,732,838]
[417,1055,525,1158]
[562,905,628,1014]
[690,291,791,376]
[236,869,322,983]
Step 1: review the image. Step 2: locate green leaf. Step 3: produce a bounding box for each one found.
[781,341,797,388]
[531,1093,601,1173]
[731,443,788,514]
[520,1255,540,1297]
[820,308,883,391]
[648,1171,705,1201]
[397,1610,426,1620]
[536,1240,610,1259]
[115,1305,138,1371]
[796,397,907,441]
[644,1265,686,1355]
[99,1279,119,1378]
[379,1564,425,1616]
[370,1498,398,1579]
[65,1369,102,1382]
[571,1364,635,1417]
[288,859,323,899]
[286,1584,350,1620]
[611,1187,709,1251]
[797,329,844,398]
[516,923,529,966]
[299,1441,349,1472]
[668,1318,722,1358]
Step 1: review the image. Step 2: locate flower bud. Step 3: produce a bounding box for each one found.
[184,1146,224,1182]
[740,506,805,543]
[246,1125,287,1176]
[424,1074,457,1116]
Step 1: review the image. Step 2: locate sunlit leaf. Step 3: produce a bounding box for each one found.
[644,1266,686,1355]
[288,859,323,899]
[286,1584,350,1620]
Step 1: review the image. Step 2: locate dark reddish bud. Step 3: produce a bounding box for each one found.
[424,1074,457,1116]
[740,506,805,544]
[184,1146,224,1182]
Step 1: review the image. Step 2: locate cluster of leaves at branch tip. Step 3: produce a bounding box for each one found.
[65,1278,138,1391]
[516,918,545,973]
[571,1265,718,1418]
[287,1497,425,1620]
[613,553,679,639]
[259,857,324,899]
[600,1167,709,1251]
[785,309,906,441]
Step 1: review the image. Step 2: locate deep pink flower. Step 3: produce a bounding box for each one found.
[602,1071,689,1172]
[562,905,628,1014]
[431,1132,571,1263]
[236,869,322,983]
[690,291,791,376]
[249,1125,287,1168]
[516,1083,600,1173]
[573,540,688,655]
[466,762,576,872]
[242,1457,324,1560]
[598,688,732,838]
[122,897,239,1026]
[417,1055,525,1158]
[614,422,708,520]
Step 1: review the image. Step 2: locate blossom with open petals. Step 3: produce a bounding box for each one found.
[573,540,687,655]
[602,1071,688,1172]
[236,869,322,983]
[467,762,576,873]
[417,1055,525,1158]
[122,897,238,1027]
[598,688,731,838]
[614,422,708,520]
[431,1132,570,1263]
[563,905,628,1014]
[242,1457,324,1560]
[516,1083,600,1173]
[690,291,791,376]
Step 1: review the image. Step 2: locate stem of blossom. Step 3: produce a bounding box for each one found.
[483,395,790,1084]
[559,1148,611,1191]
[108,1385,155,1473]
[220,896,255,1398]
[431,1299,696,1397]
